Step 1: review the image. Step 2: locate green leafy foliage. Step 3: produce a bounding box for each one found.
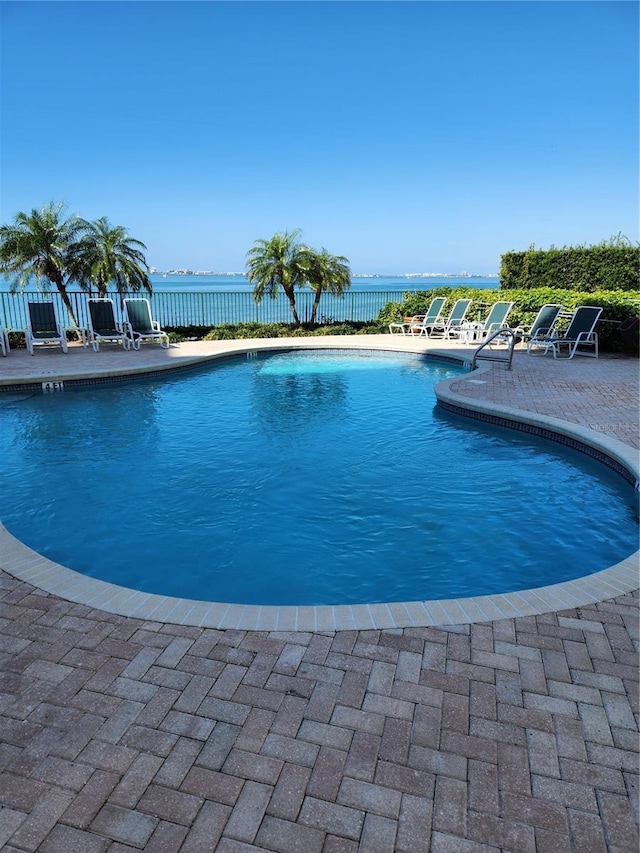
[7,331,26,349]
[246,231,351,325]
[0,202,152,327]
[500,238,640,292]
[200,321,380,340]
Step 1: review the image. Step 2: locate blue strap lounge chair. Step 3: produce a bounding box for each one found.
[87,299,131,352]
[389,296,447,336]
[123,298,170,349]
[527,305,603,359]
[25,302,68,355]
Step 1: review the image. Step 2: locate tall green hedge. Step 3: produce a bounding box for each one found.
[500,239,640,292]
[379,287,640,353]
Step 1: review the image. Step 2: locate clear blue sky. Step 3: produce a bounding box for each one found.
[1,1,637,274]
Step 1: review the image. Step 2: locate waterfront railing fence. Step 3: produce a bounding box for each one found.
[0,289,399,331]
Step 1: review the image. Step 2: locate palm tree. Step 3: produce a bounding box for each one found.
[301,248,351,324]
[0,201,88,325]
[74,217,152,298]
[246,229,308,325]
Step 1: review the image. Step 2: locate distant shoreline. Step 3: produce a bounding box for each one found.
[149,270,500,279]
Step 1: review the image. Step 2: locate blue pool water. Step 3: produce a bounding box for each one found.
[0,350,637,606]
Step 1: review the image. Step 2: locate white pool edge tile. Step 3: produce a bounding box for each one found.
[1,523,637,632]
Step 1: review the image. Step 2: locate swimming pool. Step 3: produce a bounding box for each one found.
[1,349,637,607]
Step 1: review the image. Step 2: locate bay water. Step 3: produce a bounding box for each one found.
[0,273,500,328]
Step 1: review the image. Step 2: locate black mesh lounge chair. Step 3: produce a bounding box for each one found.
[87,299,131,352]
[25,302,68,355]
[123,298,170,349]
[515,304,563,344]
[389,297,447,336]
[527,305,602,359]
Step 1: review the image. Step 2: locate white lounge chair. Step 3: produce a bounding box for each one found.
[389,297,447,336]
[25,302,68,355]
[87,299,131,352]
[527,305,602,359]
[123,298,170,349]
[0,327,9,356]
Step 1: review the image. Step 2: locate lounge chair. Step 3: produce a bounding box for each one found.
[123,298,170,349]
[87,299,131,352]
[514,304,564,344]
[428,298,473,339]
[0,327,9,356]
[388,297,447,336]
[447,301,514,344]
[527,305,602,359]
[25,302,68,355]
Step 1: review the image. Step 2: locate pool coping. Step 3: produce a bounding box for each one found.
[1,338,638,631]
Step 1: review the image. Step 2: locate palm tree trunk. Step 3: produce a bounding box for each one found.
[96,270,108,298]
[310,289,322,325]
[57,283,80,334]
[285,287,301,325]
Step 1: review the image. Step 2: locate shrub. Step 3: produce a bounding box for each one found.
[164,325,212,341]
[500,237,640,292]
[7,330,26,349]
[200,321,382,341]
[203,322,294,340]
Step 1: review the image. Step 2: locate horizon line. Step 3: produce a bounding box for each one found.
[149,270,500,277]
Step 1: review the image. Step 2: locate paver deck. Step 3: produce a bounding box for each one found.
[0,337,638,851]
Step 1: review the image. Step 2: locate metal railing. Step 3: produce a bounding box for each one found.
[472,327,517,370]
[0,289,402,330]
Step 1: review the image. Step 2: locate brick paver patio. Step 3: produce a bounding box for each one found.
[0,339,638,851]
